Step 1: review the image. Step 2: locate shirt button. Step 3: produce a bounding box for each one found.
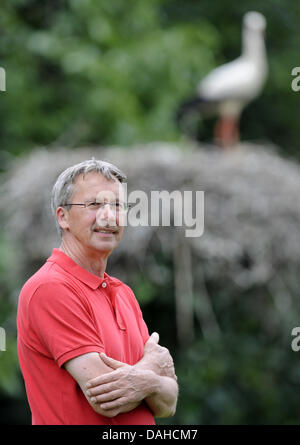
[101,282,107,288]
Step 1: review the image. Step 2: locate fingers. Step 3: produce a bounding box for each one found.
[146,332,159,345]
[99,352,125,370]
[86,354,127,390]
[99,396,129,411]
[86,368,122,389]
[87,381,116,398]
[89,388,124,405]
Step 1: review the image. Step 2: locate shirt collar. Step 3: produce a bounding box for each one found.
[47,248,121,290]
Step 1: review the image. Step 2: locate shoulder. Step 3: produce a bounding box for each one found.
[19,261,84,310]
[20,259,61,290]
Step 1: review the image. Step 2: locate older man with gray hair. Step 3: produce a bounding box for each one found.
[17,159,178,425]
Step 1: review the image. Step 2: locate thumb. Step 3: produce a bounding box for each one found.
[99,352,126,370]
[146,332,159,346]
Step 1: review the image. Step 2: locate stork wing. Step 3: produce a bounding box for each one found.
[197,57,267,102]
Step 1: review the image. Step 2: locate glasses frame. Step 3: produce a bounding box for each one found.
[63,201,133,212]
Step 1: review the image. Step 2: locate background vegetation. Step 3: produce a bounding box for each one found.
[1,0,300,425]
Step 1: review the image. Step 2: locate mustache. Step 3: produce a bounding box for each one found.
[92,224,120,231]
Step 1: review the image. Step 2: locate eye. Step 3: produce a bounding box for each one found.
[87,202,102,209]
[114,202,126,211]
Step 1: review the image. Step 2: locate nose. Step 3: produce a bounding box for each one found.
[96,203,117,226]
[103,203,116,216]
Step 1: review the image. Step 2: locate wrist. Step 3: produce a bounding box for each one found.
[140,369,160,398]
[135,356,159,375]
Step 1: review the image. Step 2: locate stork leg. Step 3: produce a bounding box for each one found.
[214,116,239,148]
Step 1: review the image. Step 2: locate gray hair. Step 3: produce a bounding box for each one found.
[51,159,127,236]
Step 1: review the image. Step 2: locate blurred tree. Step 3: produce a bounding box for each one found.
[0,0,218,168]
[2,0,300,169]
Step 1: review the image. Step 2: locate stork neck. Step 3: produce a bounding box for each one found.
[242,29,266,62]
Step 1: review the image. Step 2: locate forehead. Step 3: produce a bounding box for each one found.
[72,172,124,200]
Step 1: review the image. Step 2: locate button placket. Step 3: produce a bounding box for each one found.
[111,291,126,331]
[99,281,126,331]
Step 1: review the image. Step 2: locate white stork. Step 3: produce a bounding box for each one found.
[177,11,268,147]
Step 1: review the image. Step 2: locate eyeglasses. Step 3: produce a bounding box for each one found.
[63,201,132,212]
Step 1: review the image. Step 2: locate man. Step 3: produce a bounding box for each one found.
[17,159,178,425]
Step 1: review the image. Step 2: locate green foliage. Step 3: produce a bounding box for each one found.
[0,336,21,397]
[0,235,21,409]
[0,0,300,163]
[158,323,300,425]
[1,0,300,163]
[0,0,219,165]
[132,273,157,306]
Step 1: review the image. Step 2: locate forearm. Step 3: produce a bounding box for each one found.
[85,337,179,419]
[133,337,178,417]
[144,371,178,418]
[90,397,140,418]
[86,363,178,418]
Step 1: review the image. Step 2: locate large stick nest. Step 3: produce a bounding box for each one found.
[1,142,300,293]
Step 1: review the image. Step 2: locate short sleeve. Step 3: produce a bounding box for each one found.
[29,282,105,367]
[125,285,150,344]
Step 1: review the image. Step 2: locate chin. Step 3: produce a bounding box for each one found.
[93,240,118,253]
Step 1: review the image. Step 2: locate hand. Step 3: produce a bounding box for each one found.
[86,353,157,414]
[136,332,177,381]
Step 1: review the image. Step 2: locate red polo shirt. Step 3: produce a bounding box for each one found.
[17,248,155,425]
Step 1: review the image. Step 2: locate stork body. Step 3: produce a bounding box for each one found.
[178,11,268,147]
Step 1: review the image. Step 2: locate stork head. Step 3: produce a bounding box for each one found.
[243,11,267,32]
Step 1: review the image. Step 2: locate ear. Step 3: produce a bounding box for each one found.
[56,206,70,231]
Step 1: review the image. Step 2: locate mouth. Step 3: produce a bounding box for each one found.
[93,228,118,235]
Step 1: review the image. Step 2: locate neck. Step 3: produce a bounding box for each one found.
[242,29,266,61]
[59,238,108,278]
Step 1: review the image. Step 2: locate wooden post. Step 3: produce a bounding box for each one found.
[173,227,195,346]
